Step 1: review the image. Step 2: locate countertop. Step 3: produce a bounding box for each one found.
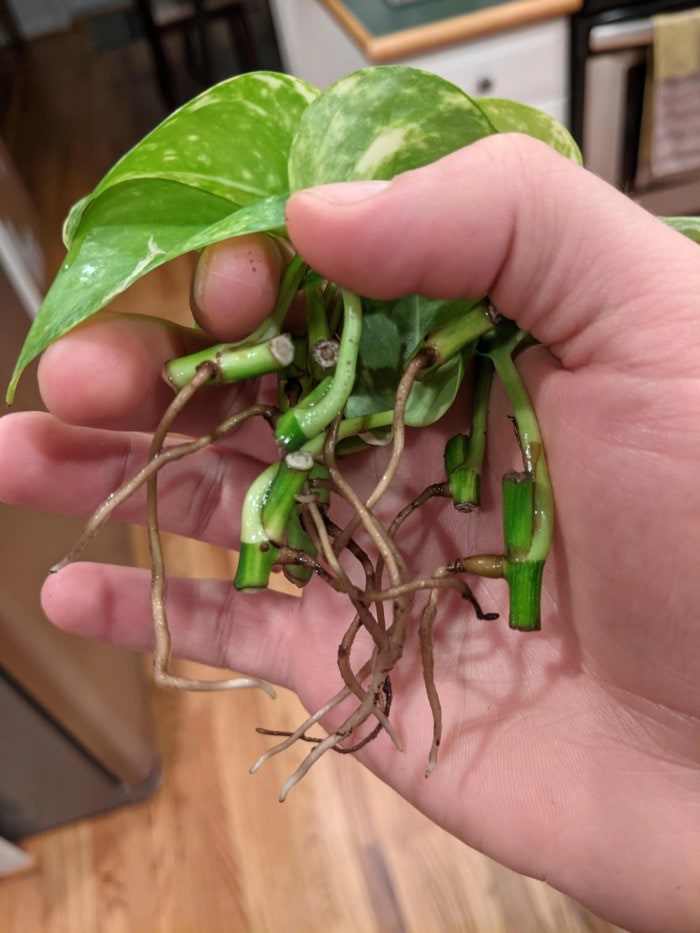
[321,0,583,61]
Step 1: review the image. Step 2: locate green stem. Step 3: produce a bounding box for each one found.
[423,299,495,367]
[234,463,280,592]
[292,375,333,409]
[165,253,306,390]
[487,334,553,564]
[485,329,553,631]
[503,560,545,632]
[275,290,363,451]
[163,333,294,390]
[444,433,469,476]
[261,450,315,545]
[502,470,535,558]
[301,409,395,458]
[282,506,317,587]
[278,337,310,413]
[280,463,331,587]
[306,282,334,383]
[445,355,494,510]
[307,282,330,346]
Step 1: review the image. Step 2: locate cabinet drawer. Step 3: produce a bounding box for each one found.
[406,19,569,110]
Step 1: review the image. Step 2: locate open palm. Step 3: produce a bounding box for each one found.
[1,136,698,932]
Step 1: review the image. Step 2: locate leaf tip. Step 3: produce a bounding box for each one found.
[5,372,19,406]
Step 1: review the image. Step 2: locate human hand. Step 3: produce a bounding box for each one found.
[1,134,698,932]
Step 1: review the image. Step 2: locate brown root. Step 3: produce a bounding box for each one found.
[145,366,279,694]
[255,675,392,755]
[57,345,502,795]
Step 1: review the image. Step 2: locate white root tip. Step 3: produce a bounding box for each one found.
[425,748,438,779]
[154,673,276,697]
[278,775,296,803]
[49,558,70,574]
[249,757,264,775]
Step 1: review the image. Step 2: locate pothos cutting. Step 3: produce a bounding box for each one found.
[9,66,700,799]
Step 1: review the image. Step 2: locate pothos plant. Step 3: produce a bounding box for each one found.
[8,66,700,799]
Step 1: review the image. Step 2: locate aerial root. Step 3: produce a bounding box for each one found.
[250,680,359,773]
[419,571,445,778]
[255,675,392,755]
[56,361,278,694]
[331,353,427,554]
[50,361,214,572]
[54,348,502,794]
[279,732,347,802]
[51,361,275,573]
[274,666,400,802]
[336,612,402,749]
[252,400,502,796]
[146,366,280,693]
[155,669,275,697]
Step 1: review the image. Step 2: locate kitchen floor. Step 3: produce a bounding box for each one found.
[0,13,625,932]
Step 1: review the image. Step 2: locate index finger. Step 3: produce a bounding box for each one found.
[38,234,283,433]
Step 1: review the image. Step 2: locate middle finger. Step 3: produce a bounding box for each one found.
[0,410,269,549]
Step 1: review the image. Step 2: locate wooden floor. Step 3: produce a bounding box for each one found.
[0,18,625,933]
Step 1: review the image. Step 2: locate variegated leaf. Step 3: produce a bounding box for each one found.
[64,72,317,246]
[288,66,496,188]
[474,97,583,164]
[662,215,700,243]
[7,186,288,401]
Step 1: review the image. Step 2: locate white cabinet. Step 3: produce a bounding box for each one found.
[269,1,569,125]
[270,0,367,87]
[404,19,569,124]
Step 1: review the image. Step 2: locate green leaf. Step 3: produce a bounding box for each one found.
[661,215,700,243]
[8,66,589,407]
[404,351,467,427]
[288,65,496,188]
[344,294,475,424]
[7,187,288,402]
[474,97,583,165]
[8,72,318,401]
[64,72,317,245]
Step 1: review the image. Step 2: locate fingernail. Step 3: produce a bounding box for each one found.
[301,179,390,205]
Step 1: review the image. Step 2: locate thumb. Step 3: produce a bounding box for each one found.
[286,134,700,372]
